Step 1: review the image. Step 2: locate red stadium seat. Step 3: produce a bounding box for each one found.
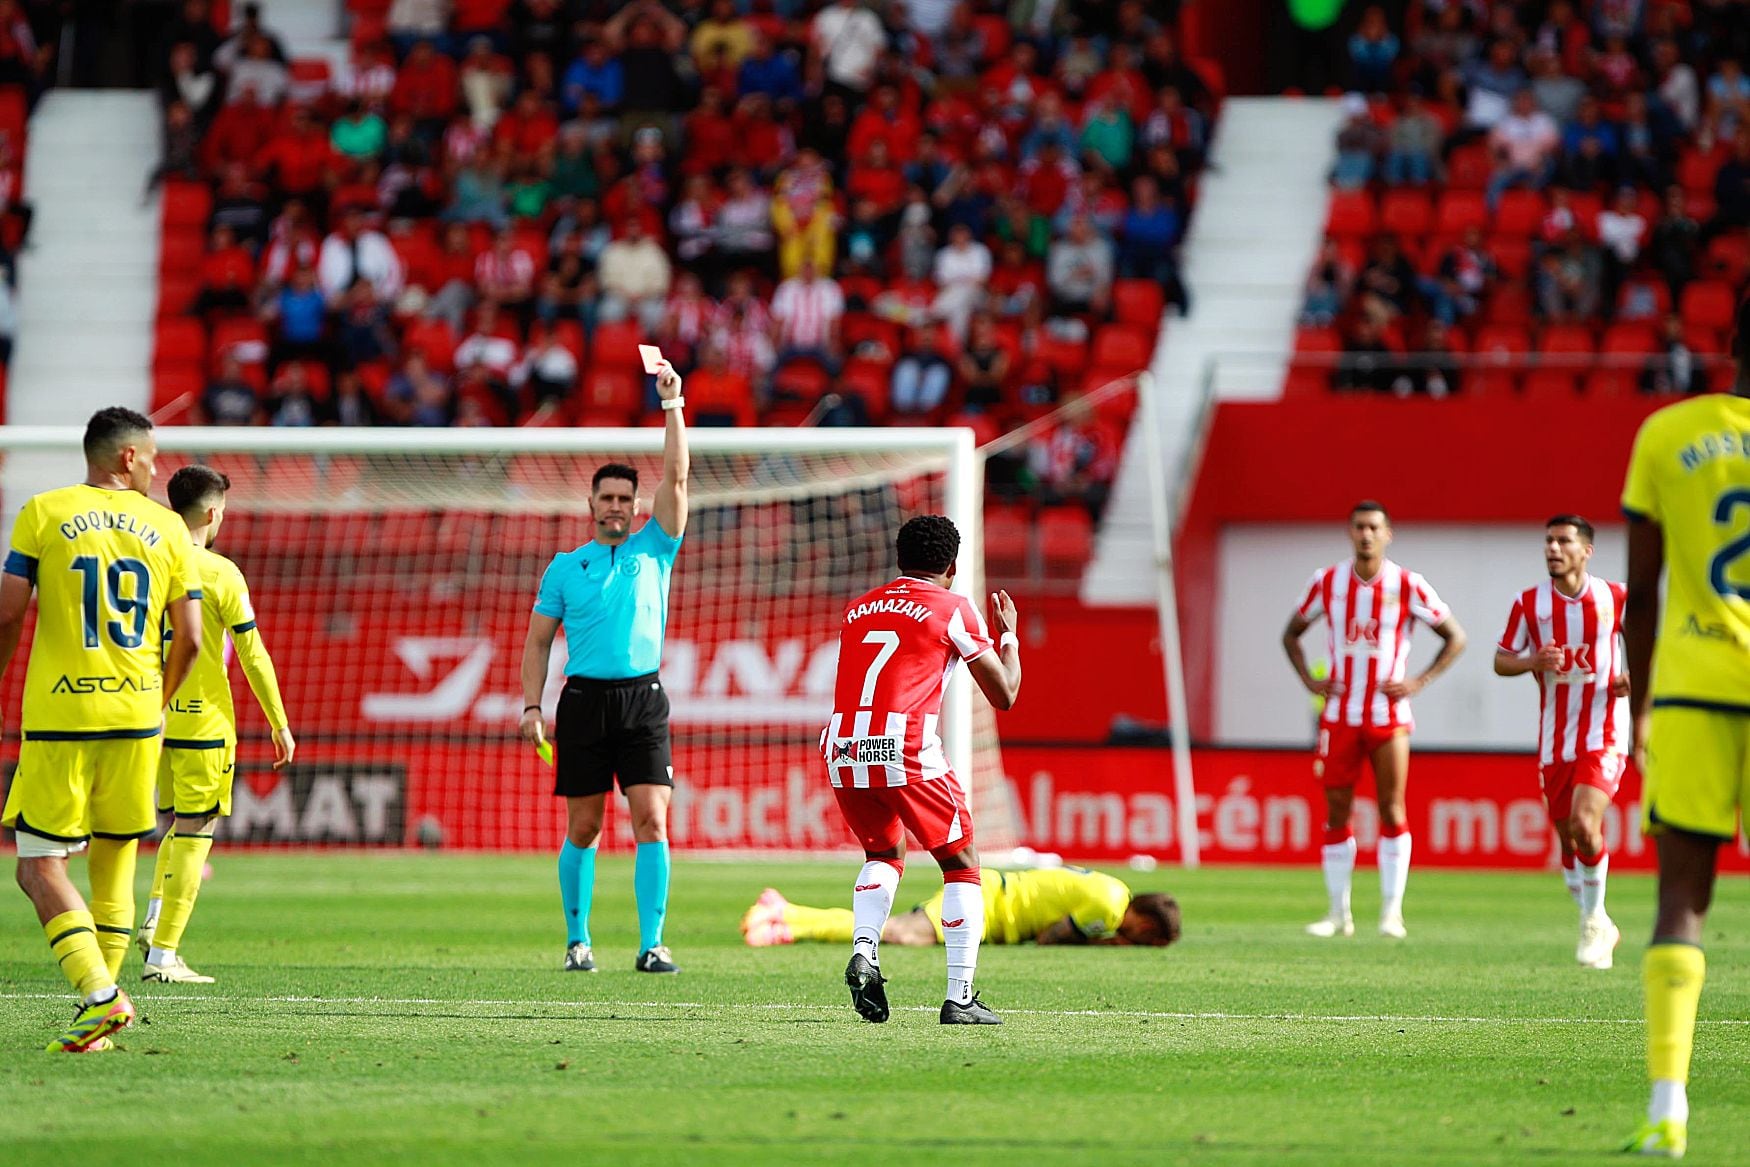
[580,369,641,422]
[1492,190,1546,237]
[401,318,458,370]
[1680,279,1737,332]
[158,231,206,276]
[1491,237,1534,279]
[1707,233,1750,285]
[210,316,267,364]
[1035,332,1087,375]
[1379,189,1432,237]
[151,366,205,414]
[972,14,1010,62]
[1090,323,1153,369]
[1602,323,1657,354]
[159,274,200,316]
[1678,146,1723,193]
[982,505,1030,578]
[1585,368,1637,396]
[1111,279,1165,327]
[1683,325,1722,354]
[1444,143,1490,190]
[0,86,26,140]
[153,318,207,369]
[839,358,892,423]
[1039,507,1093,576]
[1472,324,1530,355]
[161,181,212,232]
[592,321,645,372]
[1435,190,1487,235]
[1482,284,1533,326]
[1325,190,1376,239]
[1537,323,1595,355]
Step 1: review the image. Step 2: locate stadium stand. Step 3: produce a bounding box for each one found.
[144,0,1223,585]
[1294,0,1749,400]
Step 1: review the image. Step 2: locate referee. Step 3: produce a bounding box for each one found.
[520,361,689,974]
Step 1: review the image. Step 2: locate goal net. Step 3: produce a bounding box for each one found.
[0,427,1019,854]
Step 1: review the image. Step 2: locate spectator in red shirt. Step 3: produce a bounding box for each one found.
[493,88,559,157]
[988,238,1046,328]
[847,84,923,165]
[194,224,257,317]
[474,226,538,316]
[416,221,481,333]
[685,339,753,427]
[846,139,907,219]
[392,40,460,127]
[255,106,336,205]
[680,87,737,177]
[730,91,789,179]
[1018,139,1078,218]
[203,88,277,173]
[1031,395,1120,519]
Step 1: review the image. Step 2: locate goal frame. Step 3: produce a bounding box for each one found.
[0,423,984,804]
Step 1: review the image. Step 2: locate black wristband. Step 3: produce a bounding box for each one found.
[523,704,542,713]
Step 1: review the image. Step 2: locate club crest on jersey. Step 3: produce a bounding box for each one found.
[829,735,901,766]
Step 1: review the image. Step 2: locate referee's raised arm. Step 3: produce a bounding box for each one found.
[653,360,689,538]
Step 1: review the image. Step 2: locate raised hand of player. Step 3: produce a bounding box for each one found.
[520,706,547,747]
[989,589,1017,639]
[1531,643,1566,673]
[272,727,297,771]
[655,360,683,401]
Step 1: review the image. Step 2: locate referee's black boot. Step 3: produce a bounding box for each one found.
[635,945,680,974]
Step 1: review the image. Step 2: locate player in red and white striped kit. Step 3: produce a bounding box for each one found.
[822,515,1022,1026]
[1282,502,1467,940]
[1493,515,1628,970]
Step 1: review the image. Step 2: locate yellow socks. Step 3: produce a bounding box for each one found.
[150,825,176,903]
[45,909,113,1000]
[782,904,856,943]
[1644,942,1706,1085]
[86,837,139,981]
[153,832,214,952]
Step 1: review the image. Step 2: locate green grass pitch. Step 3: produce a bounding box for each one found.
[1,854,1747,1165]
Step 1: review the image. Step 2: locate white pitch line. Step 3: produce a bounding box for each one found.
[1,991,1746,1026]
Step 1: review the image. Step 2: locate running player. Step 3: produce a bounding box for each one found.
[1282,501,1466,940]
[135,466,295,983]
[823,515,1021,1025]
[1493,515,1627,969]
[741,866,1180,948]
[0,407,202,1051]
[1617,332,1750,1159]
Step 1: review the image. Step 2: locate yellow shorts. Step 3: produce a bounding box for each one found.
[1643,704,1750,841]
[2,735,162,843]
[157,742,237,818]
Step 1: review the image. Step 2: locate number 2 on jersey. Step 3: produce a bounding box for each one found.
[858,630,900,707]
[1710,488,1750,601]
[70,556,151,649]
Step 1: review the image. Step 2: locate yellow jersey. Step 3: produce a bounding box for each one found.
[1622,394,1750,710]
[926,867,1131,944]
[5,484,200,737]
[163,544,288,747]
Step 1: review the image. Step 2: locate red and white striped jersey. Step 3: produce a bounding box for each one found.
[1498,576,1629,765]
[1296,560,1451,730]
[823,576,993,789]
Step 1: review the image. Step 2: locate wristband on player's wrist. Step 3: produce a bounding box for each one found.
[999,632,1019,652]
[523,704,541,713]
[660,397,686,412]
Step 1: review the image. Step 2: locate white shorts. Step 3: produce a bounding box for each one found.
[14,830,91,859]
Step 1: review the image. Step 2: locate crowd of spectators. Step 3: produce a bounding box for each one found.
[1304,0,1750,398]
[148,0,1214,524]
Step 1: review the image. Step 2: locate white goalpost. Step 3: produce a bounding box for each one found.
[0,425,1018,854]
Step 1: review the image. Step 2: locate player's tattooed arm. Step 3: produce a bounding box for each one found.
[1034,917,1087,946]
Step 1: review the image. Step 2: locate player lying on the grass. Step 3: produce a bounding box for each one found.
[1492,515,1626,971]
[1615,301,1750,1160]
[136,466,295,985]
[741,866,1181,949]
[0,408,202,1053]
[822,516,1021,1025]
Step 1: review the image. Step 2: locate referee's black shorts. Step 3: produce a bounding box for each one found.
[553,673,674,798]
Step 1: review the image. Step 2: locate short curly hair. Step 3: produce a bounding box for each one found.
[1124,893,1182,947]
[896,515,960,576]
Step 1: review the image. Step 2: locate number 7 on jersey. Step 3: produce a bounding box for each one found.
[858,630,900,707]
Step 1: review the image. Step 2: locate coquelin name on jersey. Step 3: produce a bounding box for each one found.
[56,509,165,546]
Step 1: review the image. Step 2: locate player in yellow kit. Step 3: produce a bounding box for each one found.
[1618,323,1750,1158]
[741,866,1181,948]
[0,408,202,1052]
[135,466,295,984]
